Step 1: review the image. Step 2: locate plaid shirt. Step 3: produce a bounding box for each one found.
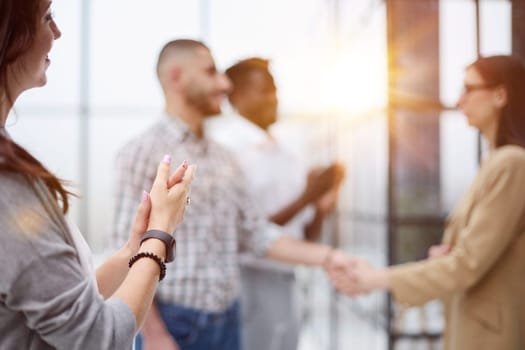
[112,115,282,312]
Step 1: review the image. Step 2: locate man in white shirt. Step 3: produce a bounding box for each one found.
[207,58,344,350]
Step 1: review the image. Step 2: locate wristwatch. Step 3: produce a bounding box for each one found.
[140,230,176,263]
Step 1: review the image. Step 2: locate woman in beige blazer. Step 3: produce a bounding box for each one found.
[330,55,525,350]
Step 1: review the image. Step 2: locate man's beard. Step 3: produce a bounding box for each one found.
[186,90,221,116]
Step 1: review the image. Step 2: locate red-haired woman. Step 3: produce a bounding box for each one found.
[0,1,195,348]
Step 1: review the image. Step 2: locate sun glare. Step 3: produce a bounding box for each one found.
[321,42,388,117]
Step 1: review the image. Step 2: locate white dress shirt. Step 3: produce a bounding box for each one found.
[207,113,314,273]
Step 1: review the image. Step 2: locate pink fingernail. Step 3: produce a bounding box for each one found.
[142,191,149,202]
[182,160,188,169]
[162,154,171,164]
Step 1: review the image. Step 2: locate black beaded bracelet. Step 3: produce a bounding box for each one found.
[128,252,166,281]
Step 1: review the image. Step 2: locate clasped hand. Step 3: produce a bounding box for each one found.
[127,156,196,255]
[323,251,389,297]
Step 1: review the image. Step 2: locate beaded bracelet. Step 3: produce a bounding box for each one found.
[128,252,167,281]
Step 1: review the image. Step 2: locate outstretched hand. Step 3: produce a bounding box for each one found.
[321,249,360,293]
[322,249,353,271]
[325,255,390,297]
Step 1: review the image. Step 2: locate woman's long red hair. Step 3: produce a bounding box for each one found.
[1,0,72,213]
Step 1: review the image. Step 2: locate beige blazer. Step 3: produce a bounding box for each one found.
[388,145,525,350]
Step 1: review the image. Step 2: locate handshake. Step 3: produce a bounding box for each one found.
[323,243,450,296]
[322,250,390,297]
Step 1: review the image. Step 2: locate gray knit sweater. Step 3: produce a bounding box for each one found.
[0,148,135,349]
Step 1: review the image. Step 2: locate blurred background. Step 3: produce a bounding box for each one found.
[6,0,522,349]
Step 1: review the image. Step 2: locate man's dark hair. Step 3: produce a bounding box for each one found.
[225,57,271,100]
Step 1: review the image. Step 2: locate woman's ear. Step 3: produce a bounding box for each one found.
[494,85,508,108]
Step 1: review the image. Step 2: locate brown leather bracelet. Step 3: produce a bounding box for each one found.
[140,230,176,262]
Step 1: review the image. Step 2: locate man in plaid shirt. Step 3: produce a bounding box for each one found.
[112,39,350,350]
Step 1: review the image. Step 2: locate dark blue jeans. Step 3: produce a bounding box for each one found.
[135,300,241,350]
